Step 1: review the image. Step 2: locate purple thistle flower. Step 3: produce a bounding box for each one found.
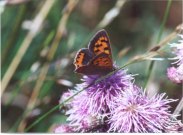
[165,121,183,133]
[108,86,182,133]
[54,124,73,133]
[167,66,183,83]
[167,34,183,83]
[77,69,133,116]
[55,69,183,133]
[56,69,134,132]
[59,90,74,109]
[65,91,100,132]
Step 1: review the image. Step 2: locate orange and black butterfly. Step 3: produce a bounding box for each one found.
[74,29,115,75]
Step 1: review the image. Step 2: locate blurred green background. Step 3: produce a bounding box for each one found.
[1,0,182,132]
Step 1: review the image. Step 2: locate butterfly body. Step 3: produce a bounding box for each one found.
[74,29,115,75]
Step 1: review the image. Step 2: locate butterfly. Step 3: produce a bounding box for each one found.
[73,29,115,75]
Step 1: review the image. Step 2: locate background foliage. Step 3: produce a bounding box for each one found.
[1,0,182,132]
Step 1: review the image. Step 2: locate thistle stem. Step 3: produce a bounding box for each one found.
[144,0,172,89]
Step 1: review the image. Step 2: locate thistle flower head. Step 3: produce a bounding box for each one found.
[54,124,73,133]
[65,91,100,132]
[59,90,74,109]
[79,69,134,116]
[167,66,183,83]
[170,34,183,65]
[58,69,134,132]
[167,34,183,83]
[108,86,182,133]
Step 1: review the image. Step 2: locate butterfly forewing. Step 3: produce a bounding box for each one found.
[88,29,112,58]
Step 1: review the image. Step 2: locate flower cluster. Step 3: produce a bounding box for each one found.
[167,34,183,83]
[108,86,180,132]
[54,69,183,133]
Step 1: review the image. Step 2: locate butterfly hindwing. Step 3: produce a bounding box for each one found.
[75,53,113,75]
[73,48,93,69]
[88,29,112,58]
[90,53,113,68]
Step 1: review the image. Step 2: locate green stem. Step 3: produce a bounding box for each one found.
[8,31,55,132]
[144,0,172,88]
[5,31,54,109]
[25,81,92,132]
[9,116,23,132]
[156,0,172,43]
[2,4,27,65]
[25,105,59,132]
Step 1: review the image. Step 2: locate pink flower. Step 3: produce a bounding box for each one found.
[167,66,183,83]
[108,86,182,133]
[167,34,183,83]
[54,124,73,133]
[55,70,183,132]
